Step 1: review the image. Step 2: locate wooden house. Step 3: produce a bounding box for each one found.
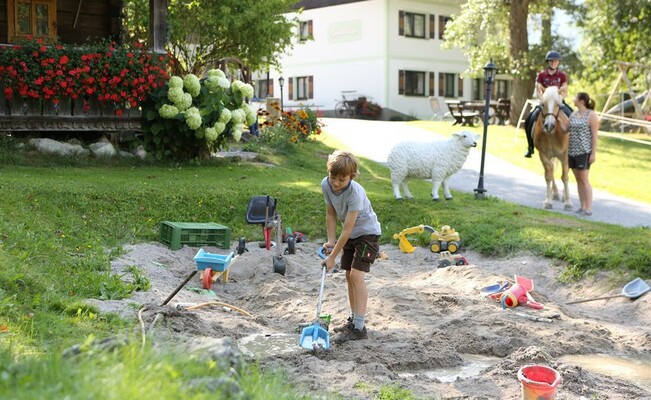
[0,0,167,131]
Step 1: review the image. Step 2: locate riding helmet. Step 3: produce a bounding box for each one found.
[545,50,562,61]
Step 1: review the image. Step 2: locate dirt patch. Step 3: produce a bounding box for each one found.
[88,241,651,399]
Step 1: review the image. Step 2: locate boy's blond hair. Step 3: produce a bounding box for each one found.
[327,150,359,178]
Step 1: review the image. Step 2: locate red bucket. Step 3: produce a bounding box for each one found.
[517,365,561,400]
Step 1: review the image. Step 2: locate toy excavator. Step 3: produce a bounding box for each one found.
[393,224,462,254]
[392,225,436,253]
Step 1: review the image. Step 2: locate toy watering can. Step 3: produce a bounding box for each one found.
[500,276,544,310]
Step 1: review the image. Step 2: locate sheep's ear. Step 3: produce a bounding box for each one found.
[452,132,461,138]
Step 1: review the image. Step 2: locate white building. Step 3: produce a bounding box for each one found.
[251,0,512,120]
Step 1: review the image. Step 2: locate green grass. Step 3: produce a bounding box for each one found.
[0,132,649,399]
[409,120,651,204]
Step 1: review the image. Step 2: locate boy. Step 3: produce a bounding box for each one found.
[321,150,381,344]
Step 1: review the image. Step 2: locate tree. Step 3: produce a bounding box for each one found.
[576,0,651,95]
[443,0,581,125]
[123,0,298,79]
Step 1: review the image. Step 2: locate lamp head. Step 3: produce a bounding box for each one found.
[483,60,497,83]
[279,76,285,87]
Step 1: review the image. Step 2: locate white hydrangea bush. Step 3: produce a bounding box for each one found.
[141,69,256,160]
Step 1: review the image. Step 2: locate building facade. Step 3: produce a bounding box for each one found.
[253,0,511,119]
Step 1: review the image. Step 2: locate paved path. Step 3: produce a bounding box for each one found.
[320,118,651,228]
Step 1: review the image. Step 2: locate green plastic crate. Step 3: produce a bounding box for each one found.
[159,222,231,250]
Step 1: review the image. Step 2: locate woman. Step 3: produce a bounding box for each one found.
[566,92,599,216]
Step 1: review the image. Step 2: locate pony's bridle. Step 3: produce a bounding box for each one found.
[543,106,561,121]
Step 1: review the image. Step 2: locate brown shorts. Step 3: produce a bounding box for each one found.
[340,235,380,273]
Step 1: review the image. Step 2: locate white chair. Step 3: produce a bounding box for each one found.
[429,96,451,120]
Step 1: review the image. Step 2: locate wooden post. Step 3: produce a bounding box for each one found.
[149,0,168,54]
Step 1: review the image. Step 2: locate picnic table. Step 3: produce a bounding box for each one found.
[446,99,511,126]
[445,100,480,127]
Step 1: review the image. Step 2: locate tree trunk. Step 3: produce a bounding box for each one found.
[508,0,534,126]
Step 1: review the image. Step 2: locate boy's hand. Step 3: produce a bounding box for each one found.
[322,256,335,272]
[323,242,335,255]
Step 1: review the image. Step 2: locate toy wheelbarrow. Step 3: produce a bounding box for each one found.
[195,238,247,290]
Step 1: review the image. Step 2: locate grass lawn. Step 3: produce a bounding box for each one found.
[0,131,649,399]
[410,120,651,204]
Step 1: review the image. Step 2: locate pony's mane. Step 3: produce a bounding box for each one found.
[541,85,562,105]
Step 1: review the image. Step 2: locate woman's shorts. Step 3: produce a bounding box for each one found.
[340,235,380,273]
[569,153,591,170]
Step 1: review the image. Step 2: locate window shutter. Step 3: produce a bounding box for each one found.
[289,77,294,100]
[458,75,463,97]
[308,20,313,38]
[438,73,444,97]
[429,15,435,39]
[399,70,405,95]
[429,72,435,96]
[399,11,404,36]
[270,79,274,97]
[438,15,445,39]
[308,76,314,99]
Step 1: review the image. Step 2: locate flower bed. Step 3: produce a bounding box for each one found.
[0,38,170,117]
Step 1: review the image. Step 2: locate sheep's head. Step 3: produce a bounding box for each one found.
[452,131,479,148]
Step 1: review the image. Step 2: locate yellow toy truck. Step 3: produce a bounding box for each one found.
[393,224,461,254]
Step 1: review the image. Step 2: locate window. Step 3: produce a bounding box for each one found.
[403,12,426,38]
[299,20,313,42]
[439,73,459,98]
[296,76,308,100]
[255,79,273,99]
[288,76,313,100]
[8,0,57,42]
[438,15,452,40]
[399,71,426,96]
[472,78,511,100]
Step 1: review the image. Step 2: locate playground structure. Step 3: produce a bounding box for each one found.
[599,61,651,133]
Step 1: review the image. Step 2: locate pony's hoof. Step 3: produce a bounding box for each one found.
[445,197,453,201]
[564,204,573,211]
[432,198,440,202]
[395,197,404,202]
[543,203,553,209]
[552,195,561,201]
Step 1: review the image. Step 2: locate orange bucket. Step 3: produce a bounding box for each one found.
[517,365,561,400]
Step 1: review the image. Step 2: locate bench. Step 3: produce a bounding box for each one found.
[495,98,511,125]
[445,101,480,127]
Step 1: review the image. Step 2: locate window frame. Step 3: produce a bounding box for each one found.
[404,12,426,39]
[7,0,58,42]
[295,76,309,100]
[298,20,313,42]
[404,70,426,97]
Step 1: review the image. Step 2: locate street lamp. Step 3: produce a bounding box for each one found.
[474,60,497,199]
[278,76,285,112]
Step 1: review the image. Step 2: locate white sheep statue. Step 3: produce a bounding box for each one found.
[387,131,479,201]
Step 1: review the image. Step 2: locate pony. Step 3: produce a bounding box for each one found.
[533,86,573,210]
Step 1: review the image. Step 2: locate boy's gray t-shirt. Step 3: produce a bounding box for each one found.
[321,177,381,239]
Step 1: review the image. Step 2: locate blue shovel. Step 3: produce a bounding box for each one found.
[299,264,330,350]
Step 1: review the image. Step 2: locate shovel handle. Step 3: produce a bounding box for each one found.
[566,293,624,305]
[315,265,327,319]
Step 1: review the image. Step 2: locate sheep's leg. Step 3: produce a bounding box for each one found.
[431,180,442,201]
[441,177,453,200]
[392,181,403,200]
[401,181,414,200]
[560,154,573,211]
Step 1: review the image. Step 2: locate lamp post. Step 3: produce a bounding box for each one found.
[474,60,497,199]
[278,76,285,112]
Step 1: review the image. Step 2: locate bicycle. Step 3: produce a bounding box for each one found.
[334,91,357,118]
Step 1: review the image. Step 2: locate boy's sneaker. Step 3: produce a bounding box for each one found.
[334,326,368,344]
[333,317,353,333]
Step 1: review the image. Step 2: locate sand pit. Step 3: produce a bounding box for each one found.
[88,240,651,399]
